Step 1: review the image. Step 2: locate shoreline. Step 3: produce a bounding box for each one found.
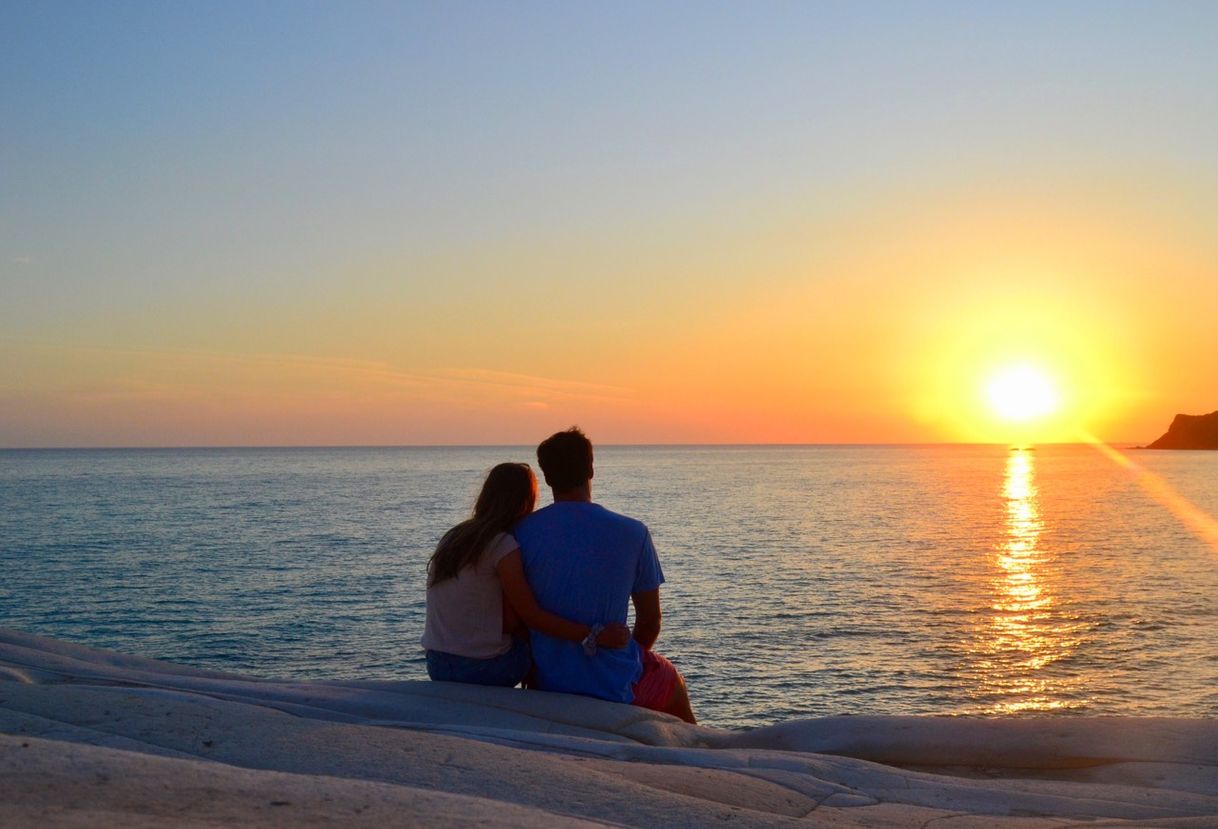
[4,629,1218,827]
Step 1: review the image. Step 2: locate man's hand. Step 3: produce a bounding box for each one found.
[595,623,631,649]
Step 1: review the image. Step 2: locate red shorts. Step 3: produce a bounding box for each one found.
[631,649,682,711]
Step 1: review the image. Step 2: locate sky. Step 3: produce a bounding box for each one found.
[3,1,1217,446]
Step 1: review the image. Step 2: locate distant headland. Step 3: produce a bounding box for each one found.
[1144,410,1218,449]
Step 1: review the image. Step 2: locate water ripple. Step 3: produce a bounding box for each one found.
[3,445,1218,728]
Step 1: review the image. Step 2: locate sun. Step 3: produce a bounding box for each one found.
[984,364,1060,422]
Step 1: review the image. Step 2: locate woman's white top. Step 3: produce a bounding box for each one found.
[420,531,517,659]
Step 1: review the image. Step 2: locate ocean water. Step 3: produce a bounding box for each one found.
[3,444,1218,729]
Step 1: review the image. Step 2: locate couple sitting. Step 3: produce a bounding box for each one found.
[421,427,696,723]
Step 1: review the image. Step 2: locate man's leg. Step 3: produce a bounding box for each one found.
[633,650,696,724]
[662,674,696,724]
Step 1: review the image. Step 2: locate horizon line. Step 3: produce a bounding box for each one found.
[0,440,1147,451]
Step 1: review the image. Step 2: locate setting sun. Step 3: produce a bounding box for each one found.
[985,365,1060,423]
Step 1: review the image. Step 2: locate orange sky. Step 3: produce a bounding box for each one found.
[4,5,1217,446]
[7,180,1215,446]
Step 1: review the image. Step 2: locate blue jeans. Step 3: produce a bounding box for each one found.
[426,636,530,687]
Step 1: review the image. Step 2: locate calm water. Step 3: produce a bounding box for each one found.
[3,445,1218,729]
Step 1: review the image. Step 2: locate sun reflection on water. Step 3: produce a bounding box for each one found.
[972,448,1083,713]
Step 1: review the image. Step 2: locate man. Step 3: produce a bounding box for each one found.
[513,427,696,722]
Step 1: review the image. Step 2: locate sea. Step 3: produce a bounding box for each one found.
[3,444,1217,730]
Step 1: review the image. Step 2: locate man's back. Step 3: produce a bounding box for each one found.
[514,501,664,702]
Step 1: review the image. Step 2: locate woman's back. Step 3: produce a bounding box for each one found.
[420,531,517,659]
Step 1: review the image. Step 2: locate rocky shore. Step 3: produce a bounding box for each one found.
[3,628,1217,827]
[1145,410,1218,449]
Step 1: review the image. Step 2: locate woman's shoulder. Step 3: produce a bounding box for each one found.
[486,530,520,563]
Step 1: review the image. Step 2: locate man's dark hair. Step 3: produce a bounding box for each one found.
[536,427,594,491]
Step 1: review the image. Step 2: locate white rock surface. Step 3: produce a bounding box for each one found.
[2,628,1217,827]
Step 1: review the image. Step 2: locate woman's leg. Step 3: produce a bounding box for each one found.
[425,639,530,688]
[425,649,458,682]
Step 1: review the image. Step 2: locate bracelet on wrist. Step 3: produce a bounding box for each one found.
[582,624,604,657]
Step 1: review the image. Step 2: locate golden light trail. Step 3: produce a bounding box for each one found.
[976,448,1080,713]
[1082,431,1218,553]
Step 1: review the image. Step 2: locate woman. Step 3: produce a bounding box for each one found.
[421,462,629,687]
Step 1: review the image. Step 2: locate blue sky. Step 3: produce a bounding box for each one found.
[3,2,1217,445]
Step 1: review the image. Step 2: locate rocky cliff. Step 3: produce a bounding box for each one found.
[1145,410,1218,449]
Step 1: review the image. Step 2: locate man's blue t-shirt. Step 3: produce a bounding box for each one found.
[513,501,664,703]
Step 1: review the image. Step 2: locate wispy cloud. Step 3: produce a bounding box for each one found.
[438,368,634,404]
[1,340,638,410]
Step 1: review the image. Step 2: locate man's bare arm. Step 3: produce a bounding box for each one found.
[630,588,661,650]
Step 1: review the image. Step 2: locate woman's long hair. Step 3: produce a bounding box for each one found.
[427,462,537,586]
